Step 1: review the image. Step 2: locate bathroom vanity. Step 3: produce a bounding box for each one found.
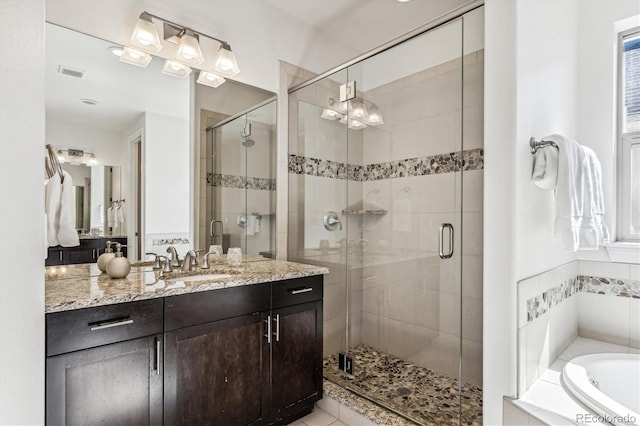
[46,236,127,266]
[45,260,327,425]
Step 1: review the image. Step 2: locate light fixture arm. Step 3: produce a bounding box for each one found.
[141,11,230,48]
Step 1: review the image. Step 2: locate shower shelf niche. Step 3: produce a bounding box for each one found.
[341,201,388,216]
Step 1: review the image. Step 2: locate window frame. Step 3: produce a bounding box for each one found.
[616,26,640,242]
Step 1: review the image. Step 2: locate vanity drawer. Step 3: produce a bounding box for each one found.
[272,275,323,309]
[46,298,163,357]
[164,283,271,331]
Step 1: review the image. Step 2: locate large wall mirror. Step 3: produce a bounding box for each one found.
[45,22,275,263]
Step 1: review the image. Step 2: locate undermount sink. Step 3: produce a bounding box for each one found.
[169,274,234,282]
[160,268,240,283]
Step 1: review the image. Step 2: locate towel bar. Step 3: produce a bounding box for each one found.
[530,137,558,154]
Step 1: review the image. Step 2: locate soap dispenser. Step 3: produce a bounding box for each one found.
[97,240,115,272]
[106,243,131,279]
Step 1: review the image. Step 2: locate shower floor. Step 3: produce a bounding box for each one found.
[323,345,483,426]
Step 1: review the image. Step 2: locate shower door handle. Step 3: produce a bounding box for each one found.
[438,223,454,259]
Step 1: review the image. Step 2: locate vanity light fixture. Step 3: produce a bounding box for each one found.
[212,43,240,78]
[119,47,152,67]
[129,12,163,54]
[161,60,192,78]
[321,108,342,120]
[197,71,225,88]
[121,11,240,87]
[175,29,204,66]
[57,149,97,165]
[321,97,383,130]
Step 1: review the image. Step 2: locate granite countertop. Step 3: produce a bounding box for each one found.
[45,257,329,314]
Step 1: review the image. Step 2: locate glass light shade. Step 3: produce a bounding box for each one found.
[366,105,384,126]
[337,101,348,114]
[176,33,204,66]
[321,108,342,121]
[349,99,369,121]
[348,119,367,130]
[119,47,152,68]
[339,115,348,125]
[129,17,162,54]
[212,45,240,77]
[197,71,226,88]
[161,60,192,78]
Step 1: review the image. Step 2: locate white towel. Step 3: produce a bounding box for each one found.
[45,174,62,246]
[246,214,261,236]
[544,134,610,251]
[531,145,558,190]
[58,171,80,247]
[116,205,125,223]
[45,171,79,247]
[107,206,115,228]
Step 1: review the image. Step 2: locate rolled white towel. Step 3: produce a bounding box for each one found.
[531,145,558,190]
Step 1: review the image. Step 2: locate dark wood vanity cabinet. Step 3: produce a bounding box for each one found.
[46,299,164,425]
[46,236,127,266]
[164,275,323,425]
[45,275,323,426]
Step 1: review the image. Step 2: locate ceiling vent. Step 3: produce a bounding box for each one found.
[58,65,86,79]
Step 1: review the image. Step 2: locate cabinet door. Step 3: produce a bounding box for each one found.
[271,301,323,419]
[46,334,163,425]
[45,248,64,266]
[164,313,270,426]
[64,247,97,264]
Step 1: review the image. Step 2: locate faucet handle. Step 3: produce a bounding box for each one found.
[191,249,204,267]
[145,252,162,269]
[157,255,172,273]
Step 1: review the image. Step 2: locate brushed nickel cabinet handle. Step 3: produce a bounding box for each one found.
[274,314,280,342]
[155,338,161,375]
[289,287,313,295]
[89,318,133,331]
[264,315,272,344]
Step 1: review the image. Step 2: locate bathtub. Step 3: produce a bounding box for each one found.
[562,353,640,426]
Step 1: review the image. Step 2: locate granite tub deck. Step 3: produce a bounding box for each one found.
[323,345,483,426]
[45,257,329,313]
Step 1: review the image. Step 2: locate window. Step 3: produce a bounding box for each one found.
[618,27,640,241]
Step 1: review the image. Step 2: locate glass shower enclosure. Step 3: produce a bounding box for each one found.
[205,98,277,258]
[288,8,484,425]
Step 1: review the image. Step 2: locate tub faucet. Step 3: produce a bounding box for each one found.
[181,250,198,272]
[166,246,181,267]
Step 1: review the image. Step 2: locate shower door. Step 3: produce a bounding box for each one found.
[206,99,276,258]
[289,11,483,425]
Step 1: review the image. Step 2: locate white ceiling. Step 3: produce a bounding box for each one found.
[46,23,190,131]
[263,0,473,53]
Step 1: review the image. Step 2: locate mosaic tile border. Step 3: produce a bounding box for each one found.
[151,237,190,246]
[206,173,276,190]
[288,148,484,181]
[578,275,640,298]
[526,277,579,323]
[525,274,640,324]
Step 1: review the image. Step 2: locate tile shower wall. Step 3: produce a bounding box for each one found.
[207,119,276,255]
[359,51,484,387]
[288,51,484,386]
[517,259,639,396]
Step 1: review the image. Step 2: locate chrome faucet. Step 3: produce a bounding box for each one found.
[181,250,198,272]
[210,220,224,244]
[157,255,172,273]
[166,246,181,267]
[145,252,162,269]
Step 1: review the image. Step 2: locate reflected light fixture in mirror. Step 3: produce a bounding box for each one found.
[129,12,163,54]
[57,148,98,165]
[321,97,383,130]
[197,71,225,88]
[162,60,192,78]
[120,47,152,67]
[121,11,239,89]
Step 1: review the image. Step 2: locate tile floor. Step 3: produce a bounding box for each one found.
[290,407,348,426]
